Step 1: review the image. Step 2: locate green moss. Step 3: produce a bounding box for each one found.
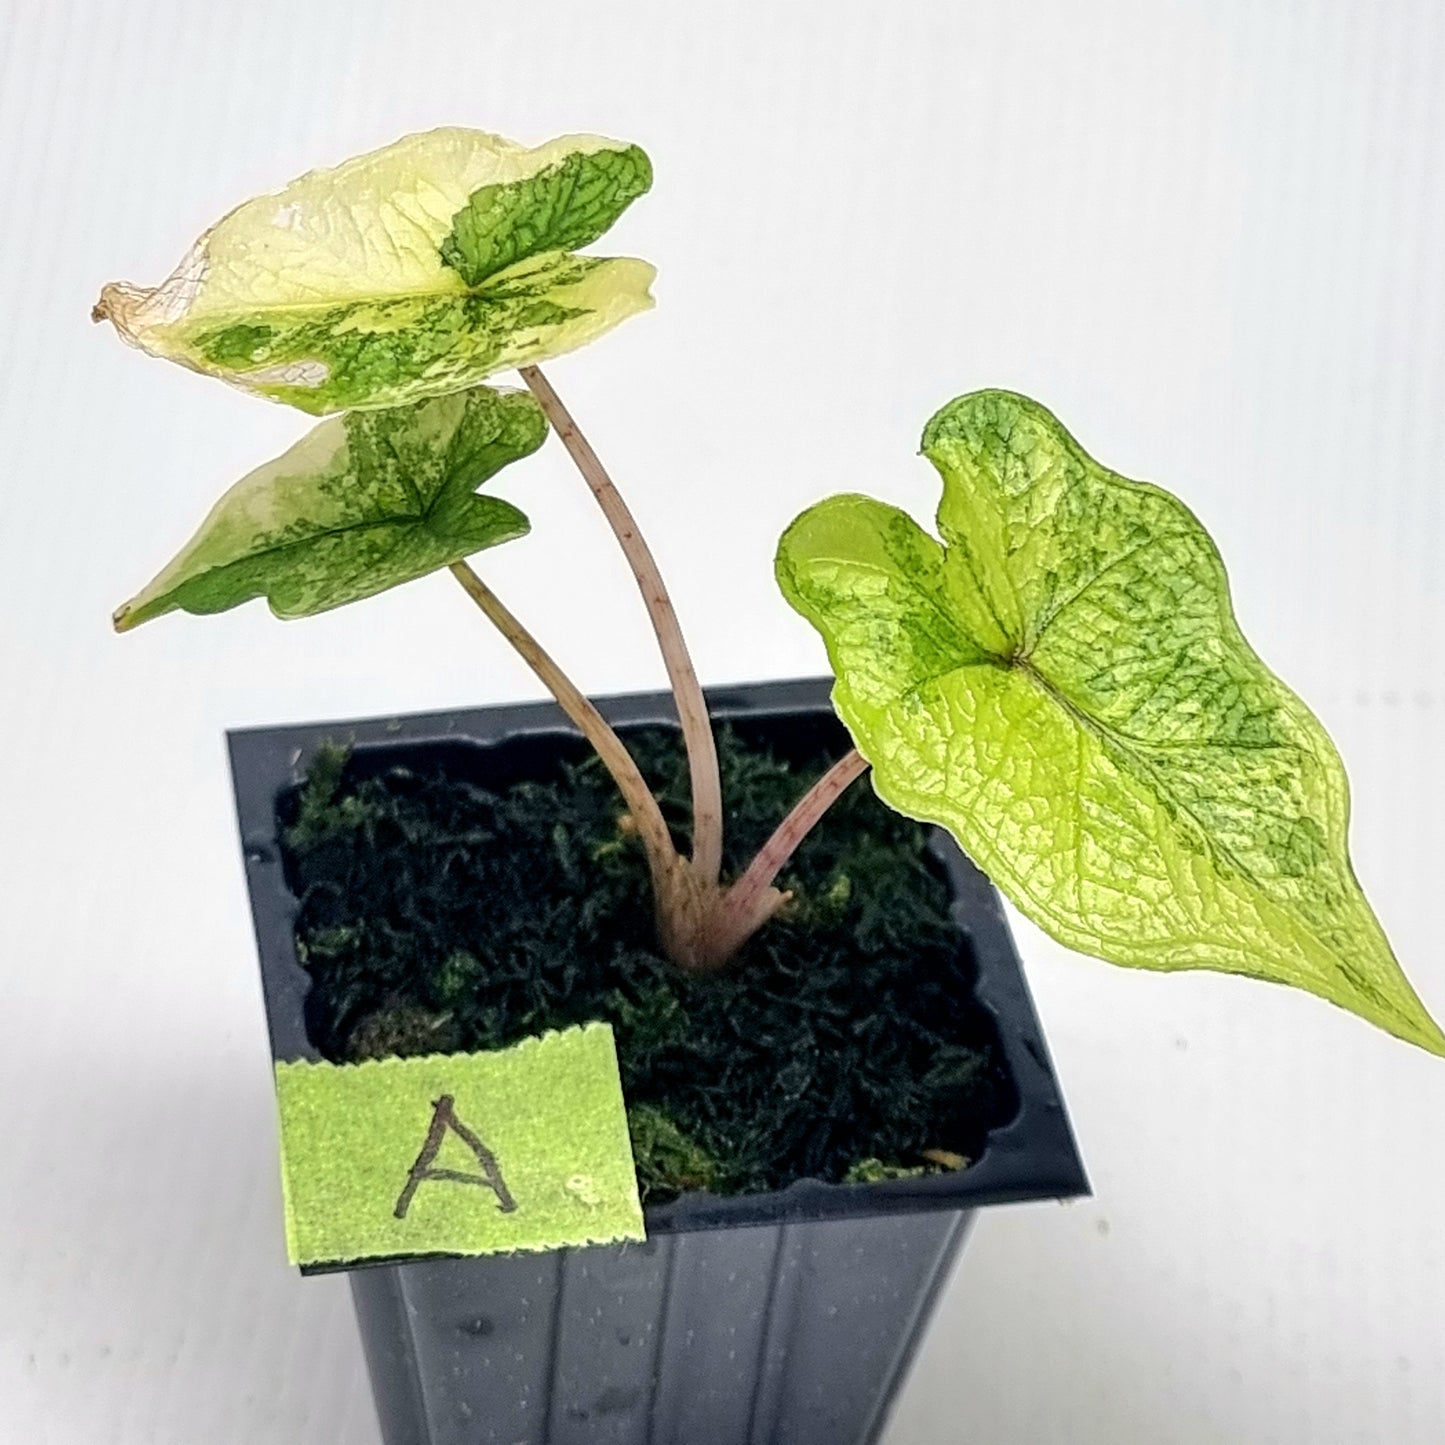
[628,1104,719,1202]
[844,1158,928,1184]
[280,725,1014,1201]
[346,1005,464,1062]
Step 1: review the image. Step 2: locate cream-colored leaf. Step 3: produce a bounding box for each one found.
[95,129,654,413]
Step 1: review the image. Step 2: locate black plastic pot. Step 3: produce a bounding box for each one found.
[230,678,1087,1445]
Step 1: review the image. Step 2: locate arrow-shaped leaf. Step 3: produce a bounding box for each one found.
[94,128,655,415]
[777,389,1444,1056]
[115,385,545,629]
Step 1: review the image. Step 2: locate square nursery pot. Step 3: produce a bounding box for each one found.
[230,678,1088,1445]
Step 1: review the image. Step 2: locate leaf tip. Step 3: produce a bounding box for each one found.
[92,280,137,330]
[112,600,139,633]
[92,280,149,341]
[1405,1004,1445,1060]
[627,257,659,310]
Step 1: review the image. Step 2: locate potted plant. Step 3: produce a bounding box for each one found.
[94,128,1442,1445]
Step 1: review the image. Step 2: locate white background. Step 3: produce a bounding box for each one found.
[3,2,1444,1441]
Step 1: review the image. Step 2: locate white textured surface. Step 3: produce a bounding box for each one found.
[2,2,1443,1441]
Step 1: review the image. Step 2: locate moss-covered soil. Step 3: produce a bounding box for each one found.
[280,723,1016,1203]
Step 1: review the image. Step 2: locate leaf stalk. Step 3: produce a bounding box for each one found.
[518,365,726,886]
[689,748,870,970]
[447,560,680,896]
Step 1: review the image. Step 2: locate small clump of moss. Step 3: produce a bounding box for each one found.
[843,1148,969,1185]
[280,725,1014,1202]
[844,1158,928,1184]
[628,1104,720,1201]
[346,1004,464,1061]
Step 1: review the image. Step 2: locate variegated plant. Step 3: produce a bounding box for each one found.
[98,128,1443,1056]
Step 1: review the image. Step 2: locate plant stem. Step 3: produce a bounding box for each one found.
[447,561,681,896]
[448,556,870,972]
[698,748,870,967]
[518,365,725,886]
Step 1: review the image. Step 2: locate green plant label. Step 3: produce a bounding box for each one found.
[273,1023,644,1268]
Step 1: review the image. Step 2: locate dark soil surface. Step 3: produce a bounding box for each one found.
[280,723,1016,1202]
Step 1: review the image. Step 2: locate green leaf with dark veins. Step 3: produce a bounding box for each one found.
[777,389,1444,1056]
[439,143,652,286]
[114,386,544,629]
[94,129,654,415]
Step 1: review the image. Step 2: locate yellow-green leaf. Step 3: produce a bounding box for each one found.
[777,389,1443,1056]
[114,386,544,629]
[94,128,655,414]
